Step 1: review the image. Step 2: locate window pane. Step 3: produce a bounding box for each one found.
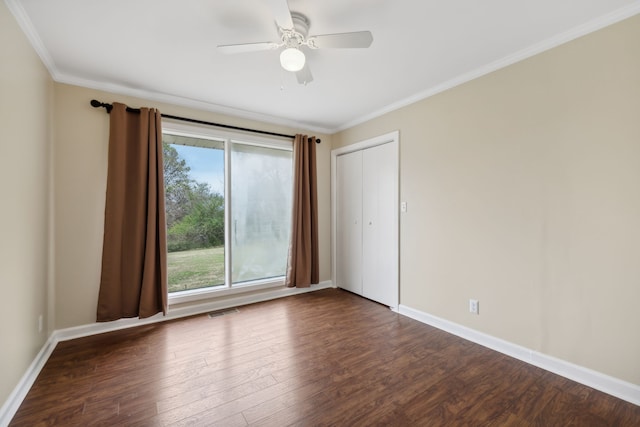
[163,138,225,292]
[231,143,292,283]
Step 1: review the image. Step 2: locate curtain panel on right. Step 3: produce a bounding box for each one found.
[285,134,319,288]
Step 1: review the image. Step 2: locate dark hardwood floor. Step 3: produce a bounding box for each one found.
[10,288,640,426]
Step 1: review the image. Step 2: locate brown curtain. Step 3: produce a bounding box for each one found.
[285,134,319,288]
[96,103,168,321]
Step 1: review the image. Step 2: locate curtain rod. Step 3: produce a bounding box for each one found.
[89,100,321,143]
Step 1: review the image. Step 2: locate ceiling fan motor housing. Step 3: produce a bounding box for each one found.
[291,12,310,38]
[281,12,312,49]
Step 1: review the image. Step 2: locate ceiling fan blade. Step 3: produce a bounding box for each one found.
[296,64,313,85]
[217,42,279,54]
[267,0,294,29]
[308,31,373,49]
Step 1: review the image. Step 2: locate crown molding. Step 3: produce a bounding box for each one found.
[7,0,640,136]
[5,0,59,79]
[53,71,334,135]
[4,0,331,135]
[334,1,640,132]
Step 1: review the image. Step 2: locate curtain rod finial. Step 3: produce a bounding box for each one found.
[90,99,113,113]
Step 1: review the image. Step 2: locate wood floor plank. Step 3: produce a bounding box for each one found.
[156,374,278,414]
[160,376,334,427]
[9,288,640,426]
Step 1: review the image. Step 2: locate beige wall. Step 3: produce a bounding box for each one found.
[334,15,640,385]
[0,2,53,404]
[53,83,332,329]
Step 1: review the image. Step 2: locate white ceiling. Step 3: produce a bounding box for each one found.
[8,0,640,133]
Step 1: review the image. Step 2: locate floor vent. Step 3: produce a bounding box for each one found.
[208,308,239,318]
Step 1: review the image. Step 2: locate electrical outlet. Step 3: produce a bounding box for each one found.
[38,314,43,333]
[469,299,479,315]
[401,201,407,213]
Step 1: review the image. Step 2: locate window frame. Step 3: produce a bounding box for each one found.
[162,119,293,305]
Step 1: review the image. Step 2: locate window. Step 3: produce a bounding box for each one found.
[231,143,292,283]
[162,122,292,298]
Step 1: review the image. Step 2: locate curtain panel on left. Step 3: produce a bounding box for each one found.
[97,103,168,321]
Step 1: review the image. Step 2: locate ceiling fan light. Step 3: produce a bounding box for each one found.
[280,48,305,72]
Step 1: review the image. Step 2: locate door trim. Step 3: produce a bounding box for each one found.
[331,131,400,308]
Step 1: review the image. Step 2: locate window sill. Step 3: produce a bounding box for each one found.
[168,277,286,306]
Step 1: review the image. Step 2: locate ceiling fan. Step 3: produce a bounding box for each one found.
[217,0,373,85]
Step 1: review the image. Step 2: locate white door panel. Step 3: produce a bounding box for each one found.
[362,142,398,307]
[336,150,363,295]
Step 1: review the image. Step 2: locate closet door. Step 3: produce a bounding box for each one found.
[335,150,363,295]
[362,142,398,307]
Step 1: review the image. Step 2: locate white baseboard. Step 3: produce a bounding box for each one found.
[399,304,640,406]
[54,281,333,342]
[0,336,57,427]
[0,281,333,426]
